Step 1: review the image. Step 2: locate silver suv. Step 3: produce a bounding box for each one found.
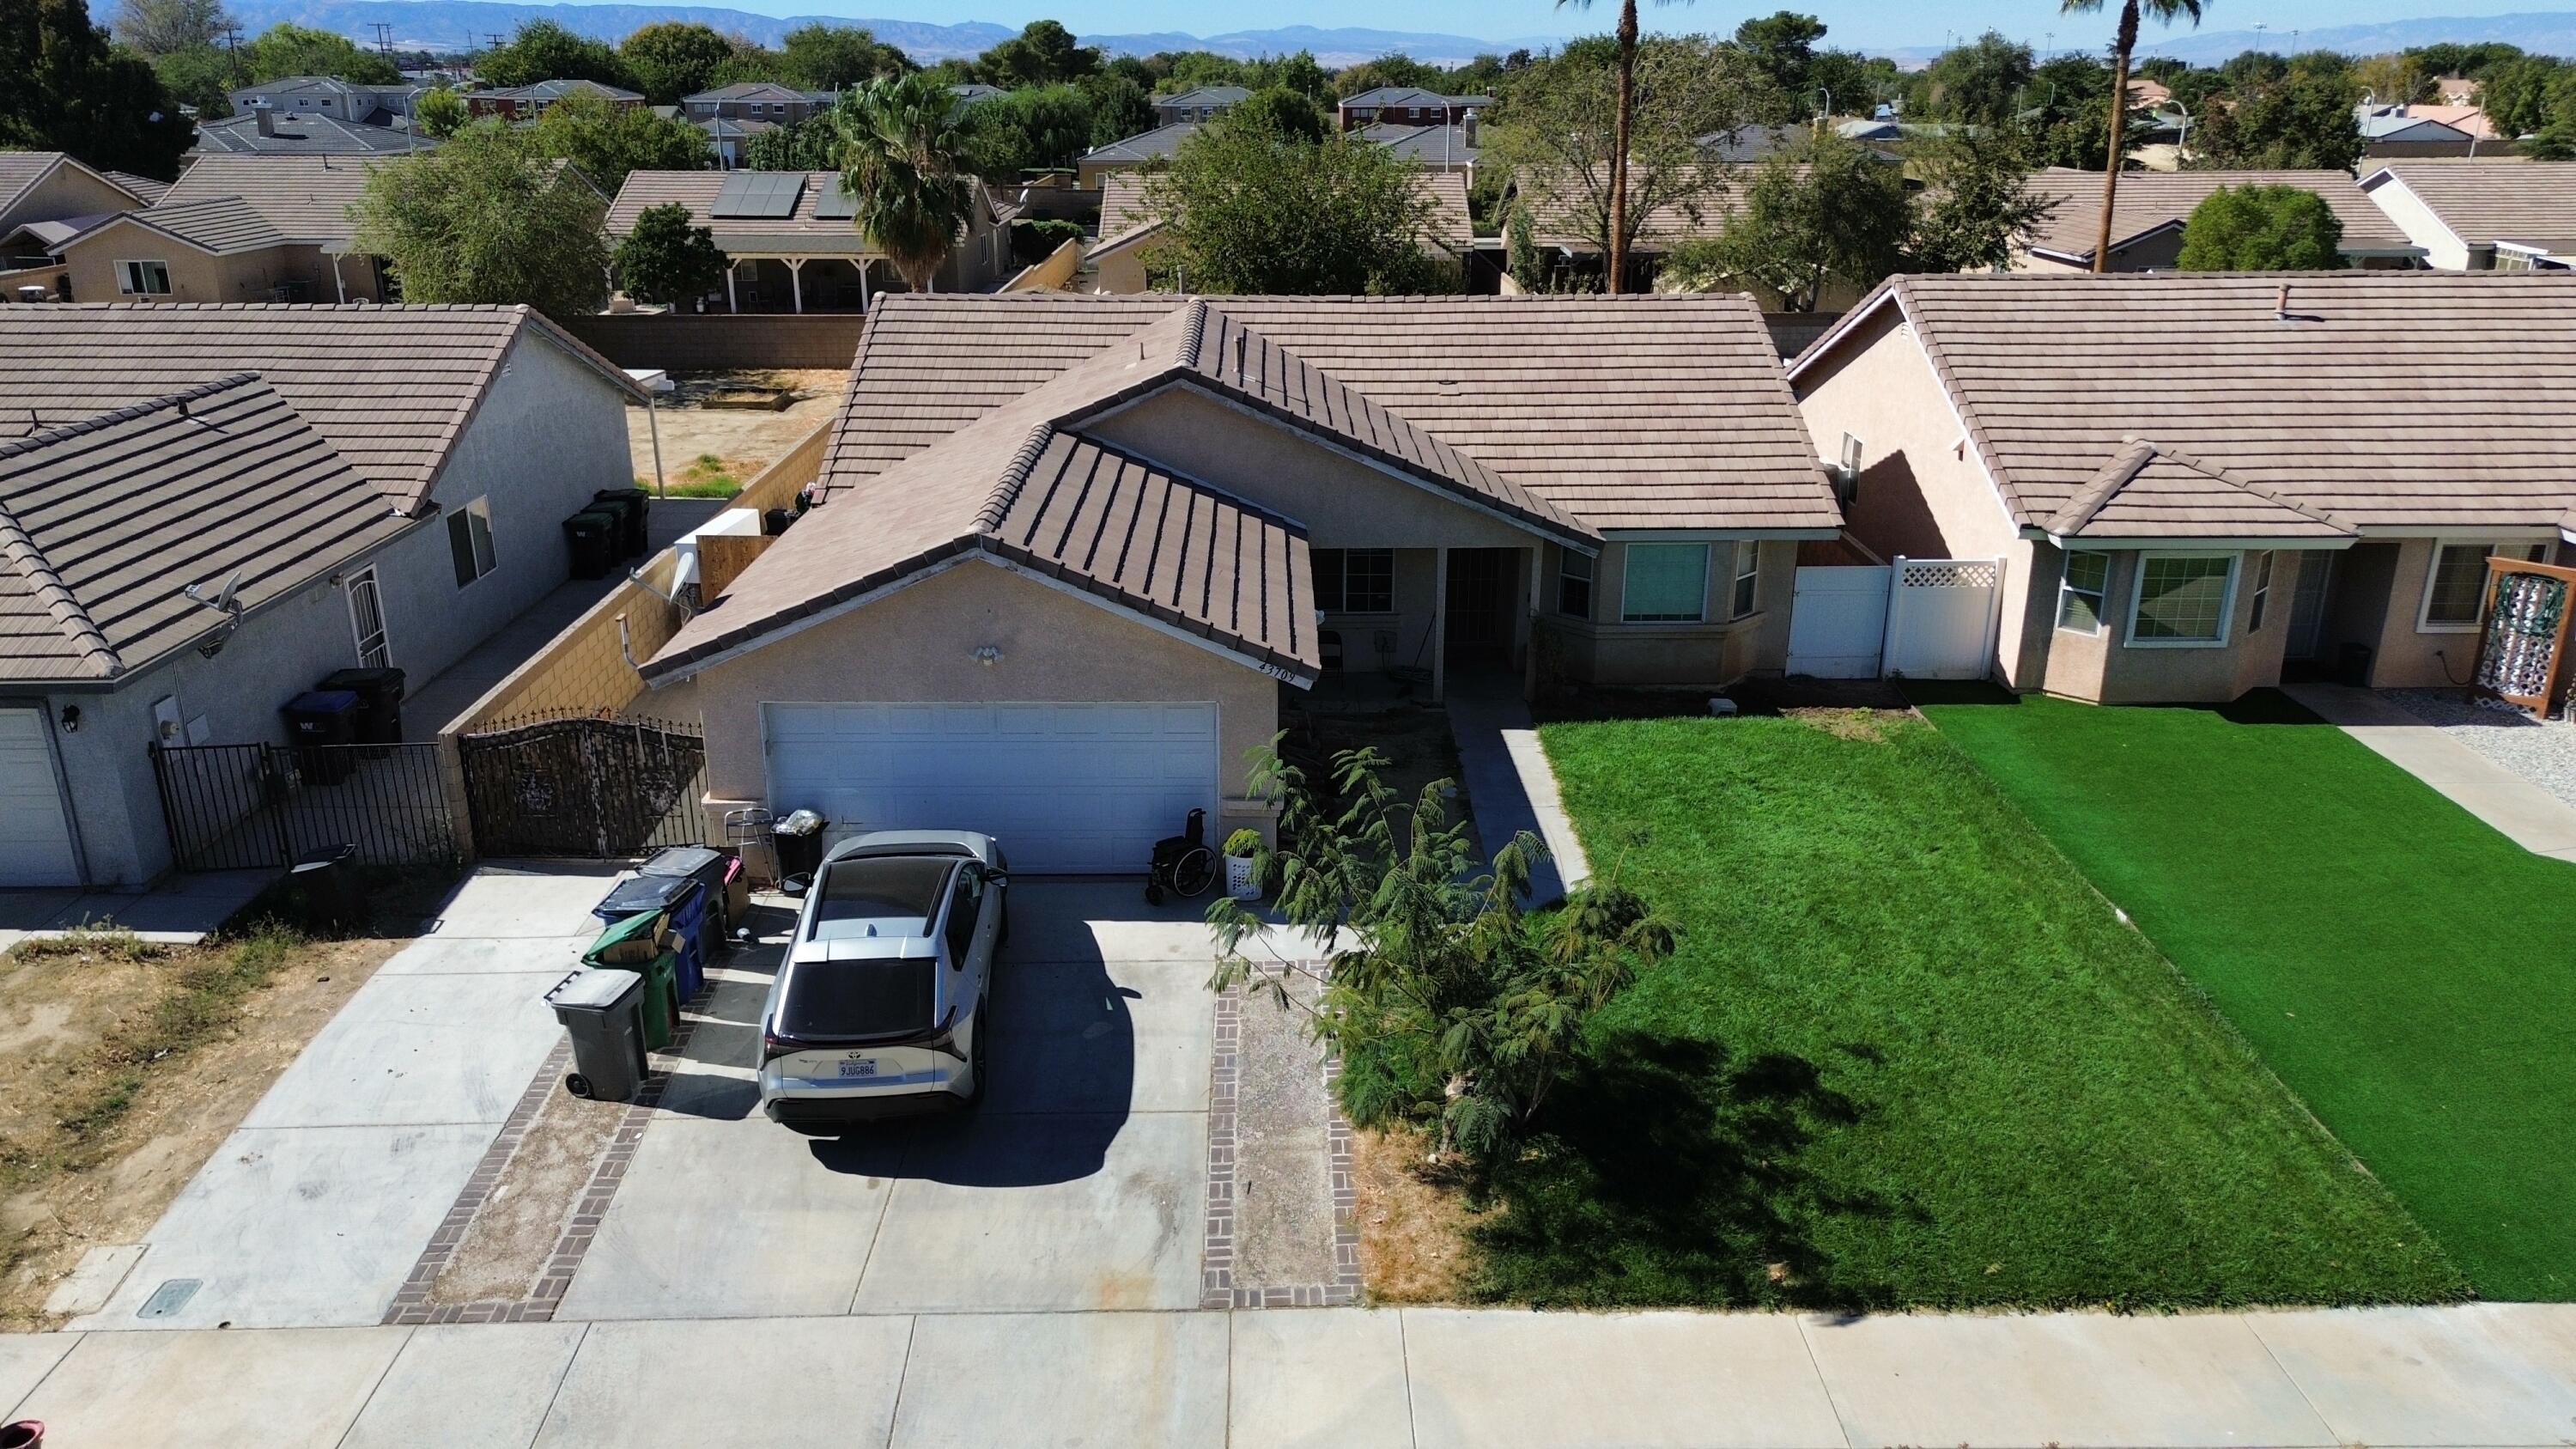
[757,831,1006,1133]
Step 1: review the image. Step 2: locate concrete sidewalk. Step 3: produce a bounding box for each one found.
[0,868,270,950]
[1444,677,1591,902]
[9,1301,2576,1447]
[2284,682,2576,860]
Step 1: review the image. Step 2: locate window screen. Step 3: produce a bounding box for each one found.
[2132,555,2233,642]
[1621,544,1709,623]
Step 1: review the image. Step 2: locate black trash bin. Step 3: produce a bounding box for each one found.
[773,809,829,888]
[640,844,733,936]
[546,969,647,1102]
[563,508,617,581]
[318,667,405,756]
[287,843,357,931]
[281,689,360,784]
[592,487,651,559]
[591,873,702,927]
[2336,642,2374,688]
[762,507,798,537]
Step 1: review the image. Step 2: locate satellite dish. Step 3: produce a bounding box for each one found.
[184,566,246,612]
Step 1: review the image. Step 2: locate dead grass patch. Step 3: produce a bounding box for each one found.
[1352,1124,1490,1303]
[1783,707,1901,743]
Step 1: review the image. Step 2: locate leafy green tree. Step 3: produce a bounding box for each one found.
[1142,112,1444,294]
[618,21,735,104]
[2478,54,2573,137]
[1229,83,1326,143]
[240,21,398,83]
[0,0,196,178]
[1907,130,2050,271]
[743,115,840,170]
[1208,744,1675,1164]
[529,88,708,192]
[2020,53,2154,170]
[1733,11,1826,100]
[1920,31,2033,123]
[1243,50,1333,106]
[1153,50,1248,92]
[969,19,1096,88]
[109,0,222,54]
[614,200,726,302]
[1807,47,1893,118]
[414,83,465,137]
[477,19,631,90]
[2405,41,2521,80]
[957,82,1091,180]
[2350,52,2431,107]
[779,22,907,90]
[2061,0,2207,273]
[831,71,975,291]
[1078,73,1153,143]
[347,123,608,315]
[2192,72,2363,169]
[2175,182,2344,270]
[1332,52,1441,98]
[1668,133,1908,311]
[151,41,238,115]
[1505,202,1546,290]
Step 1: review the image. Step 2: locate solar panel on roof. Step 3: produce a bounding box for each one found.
[711,171,805,219]
[811,178,856,220]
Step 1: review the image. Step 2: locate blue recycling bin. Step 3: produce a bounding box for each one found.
[592,874,706,1002]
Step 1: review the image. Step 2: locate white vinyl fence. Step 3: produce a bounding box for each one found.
[1786,556,2004,682]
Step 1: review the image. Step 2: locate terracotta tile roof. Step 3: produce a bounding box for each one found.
[160,153,386,244]
[2023,168,2417,261]
[1793,271,2576,534]
[0,303,644,514]
[2044,440,2358,541]
[1097,170,1473,253]
[0,375,410,682]
[2362,161,2576,248]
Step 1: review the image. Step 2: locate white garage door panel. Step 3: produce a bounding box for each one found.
[0,709,80,886]
[763,702,1218,874]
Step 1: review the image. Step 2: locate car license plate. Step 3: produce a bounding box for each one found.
[838,1058,878,1079]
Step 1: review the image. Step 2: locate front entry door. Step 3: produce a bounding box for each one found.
[1443,550,1514,671]
[2287,552,2335,661]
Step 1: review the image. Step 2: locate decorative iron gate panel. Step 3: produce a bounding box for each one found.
[458,715,707,859]
[152,741,461,873]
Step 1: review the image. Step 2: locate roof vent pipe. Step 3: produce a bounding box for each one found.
[1235,326,1248,388]
[2275,282,2291,320]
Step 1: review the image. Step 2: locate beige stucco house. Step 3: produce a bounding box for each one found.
[36,152,405,304]
[636,292,1834,871]
[1789,271,2576,704]
[1083,172,1473,295]
[605,169,1012,312]
[2015,169,2427,271]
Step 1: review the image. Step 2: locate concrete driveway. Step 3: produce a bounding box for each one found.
[555,880,1223,1320]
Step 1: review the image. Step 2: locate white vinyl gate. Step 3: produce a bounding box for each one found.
[1786,557,2004,682]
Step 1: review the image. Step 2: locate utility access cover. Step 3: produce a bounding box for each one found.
[137,1278,201,1319]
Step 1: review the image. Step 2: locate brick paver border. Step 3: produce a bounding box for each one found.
[1201,966,1362,1309]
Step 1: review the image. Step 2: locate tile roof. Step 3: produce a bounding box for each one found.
[1097,170,1473,253]
[823,293,1834,533]
[2022,168,2418,260]
[1081,122,1200,167]
[485,80,642,103]
[1518,165,1754,252]
[2044,440,2358,542]
[2362,161,2576,249]
[1354,123,1481,168]
[605,170,899,256]
[1157,86,1250,109]
[686,82,808,103]
[1340,88,1486,108]
[101,171,171,204]
[87,194,286,253]
[191,113,439,155]
[0,375,410,682]
[1793,271,2576,534]
[0,153,156,222]
[160,154,387,244]
[0,303,644,514]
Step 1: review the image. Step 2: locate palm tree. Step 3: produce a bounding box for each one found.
[2062,0,2205,271]
[834,73,974,293]
[1555,0,1691,294]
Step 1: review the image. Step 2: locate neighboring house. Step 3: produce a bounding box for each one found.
[465,80,643,119]
[2015,168,2425,271]
[0,152,155,245]
[1084,170,1473,293]
[193,107,438,156]
[1153,86,1249,125]
[1076,122,1200,186]
[1788,271,2576,703]
[682,82,833,125]
[604,169,1012,310]
[2435,76,2482,105]
[1510,166,1777,291]
[1337,87,1490,131]
[949,82,1008,107]
[103,152,399,301]
[226,76,423,126]
[695,115,777,170]
[0,303,645,886]
[632,293,1832,871]
[1358,120,1482,179]
[2355,107,2482,157]
[2361,161,2576,270]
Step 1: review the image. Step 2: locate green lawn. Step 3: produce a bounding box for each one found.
[1916,688,2576,1301]
[1496,707,2464,1311]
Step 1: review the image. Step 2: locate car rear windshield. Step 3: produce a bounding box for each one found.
[779,957,938,1041]
[811,855,952,932]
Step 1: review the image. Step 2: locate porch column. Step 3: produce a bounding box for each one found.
[1431,545,1449,703]
[857,258,871,313]
[1523,545,1545,697]
[725,262,738,314]
[331,254,346,303]
[787,258,804,314]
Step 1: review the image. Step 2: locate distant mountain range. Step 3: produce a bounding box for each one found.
[2136,11,2576,64]
[223,0,1562,64]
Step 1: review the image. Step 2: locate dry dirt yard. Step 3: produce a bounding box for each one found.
[625,368,849,497]
[0,928,408,1327]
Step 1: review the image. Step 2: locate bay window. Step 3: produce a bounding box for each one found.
[2127,553,2236,646]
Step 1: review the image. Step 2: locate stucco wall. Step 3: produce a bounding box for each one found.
[1532,538,1795,687]
[0,164,141,234]
[2361,179,2473,270]
[1090,240,1152,295]
[1794,306,2042,685]
[62,232,373,305]
[2364,536,2549,688]
[2038,547,2295,703]
[683,557,1281,842]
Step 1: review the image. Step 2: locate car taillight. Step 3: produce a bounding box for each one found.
[761,1026,794,1062]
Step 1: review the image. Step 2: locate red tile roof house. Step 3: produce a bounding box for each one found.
[0,305,647,886]
[1788,271,2576,704]
[631,293,1835,871]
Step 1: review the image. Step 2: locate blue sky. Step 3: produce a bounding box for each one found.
[727,0,2573,54]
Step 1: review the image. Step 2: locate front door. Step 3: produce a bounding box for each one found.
[2287,552,2335,661]
[1443,549,1516,671]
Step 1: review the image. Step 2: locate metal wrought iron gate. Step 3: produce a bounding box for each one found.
[152,741,461,872]
[457,715,706,859]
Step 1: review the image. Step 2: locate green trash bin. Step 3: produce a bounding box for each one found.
[584,912,679,1051]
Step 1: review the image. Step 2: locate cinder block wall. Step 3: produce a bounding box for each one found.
[556,314,868,370]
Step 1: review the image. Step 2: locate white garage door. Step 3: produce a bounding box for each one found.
[0,709,80,886]
[762,702,1218,874]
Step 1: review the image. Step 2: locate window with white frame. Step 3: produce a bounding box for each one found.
[1728,540,1761,618]
[2420,540,2545,630]
[1312,548,1394,612]
[118,259,171,295]
[2057,550,2110,633]
[2247,551,2275,633]
[1620,542,1709,623]
[447,496,496,588]
[1558,548,1594,619]
[2128,553,2236,645]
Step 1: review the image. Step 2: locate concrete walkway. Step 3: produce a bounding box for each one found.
[2285,682,2576,861]
[1444,677,1591,902]
[0,868,270,950]
[9,1300,2576,1446]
